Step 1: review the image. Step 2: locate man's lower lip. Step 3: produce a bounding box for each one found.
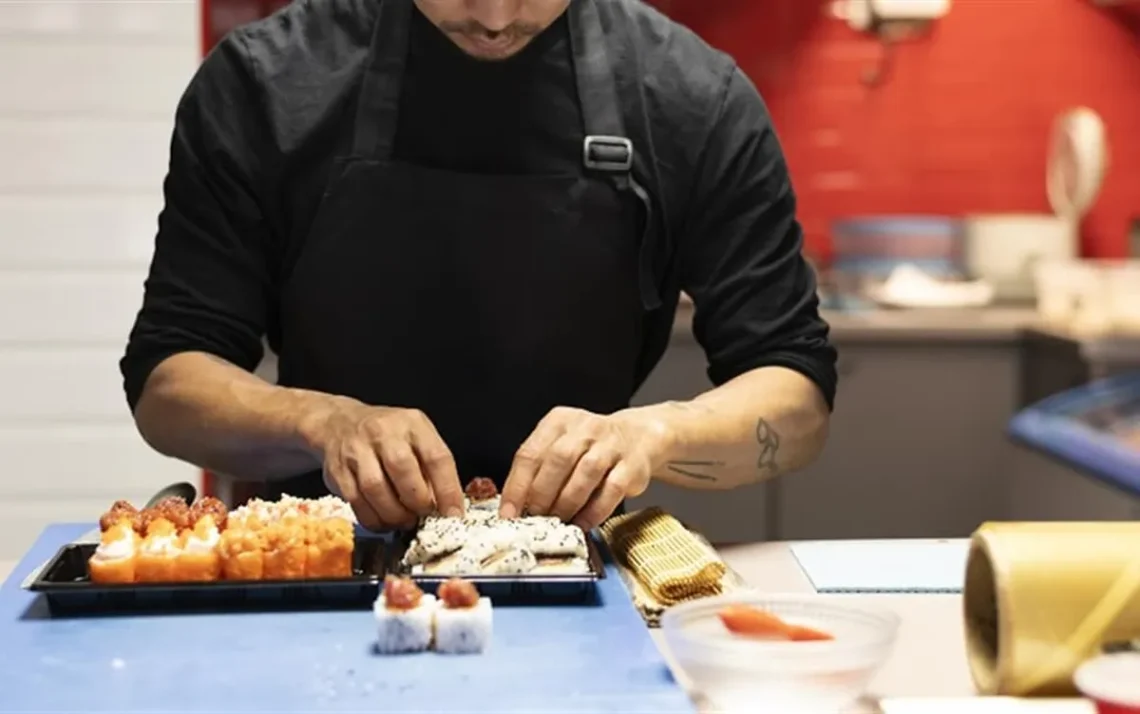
[470,35,512,49]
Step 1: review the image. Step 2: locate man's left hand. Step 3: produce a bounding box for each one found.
[498,406,675,530]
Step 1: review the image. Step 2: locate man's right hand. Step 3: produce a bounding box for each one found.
[304,400,465,530]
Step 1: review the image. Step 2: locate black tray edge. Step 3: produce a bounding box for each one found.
[27,539,387,595]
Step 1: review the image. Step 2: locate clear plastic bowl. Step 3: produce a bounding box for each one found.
[660,594,900,714]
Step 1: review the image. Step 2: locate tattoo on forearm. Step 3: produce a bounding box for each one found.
[664,419,780,485]
[756,418,781,477]
[666,460,724,482]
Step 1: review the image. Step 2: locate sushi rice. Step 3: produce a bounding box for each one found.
[435,597,492,654]
[374,594,437,654]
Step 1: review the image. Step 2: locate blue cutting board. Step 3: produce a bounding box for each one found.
[0,524,696,713]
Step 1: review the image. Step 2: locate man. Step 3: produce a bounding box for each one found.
[122,0,837,532]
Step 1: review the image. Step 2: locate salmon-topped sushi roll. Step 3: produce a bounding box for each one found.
[98,500,141,534]
[305,518,354,579]
[142,497,192,532]
[88,522,139,584]
[176,516,222,582]
[135,518,181,583]
[464,478,499,512]
[435,578,492,654]
[219,526,266,581]
[263,521,307,580]
[188,497,228,531]
[374,576,436,654]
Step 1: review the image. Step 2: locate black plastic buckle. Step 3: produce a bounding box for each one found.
[583,135,633,173]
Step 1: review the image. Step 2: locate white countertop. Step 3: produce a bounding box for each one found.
[0,544,1096,713]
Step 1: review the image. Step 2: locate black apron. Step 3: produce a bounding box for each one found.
[257,0,657,502]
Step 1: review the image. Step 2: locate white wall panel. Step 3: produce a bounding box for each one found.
[0,272,145,343]
[0,348,131,421]
[0,0,202,553]
[0,425,186,498]
[0,1,197,43]
[0,44,193,117]
[0,194,162,267]
[0,119,173,192]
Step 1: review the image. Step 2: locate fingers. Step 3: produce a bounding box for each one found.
[324,444,383,531]
[408,414,464,517]
[528,433,591,515]
[549,444,617,522]
[317,404,460,528]
[376,438,434,516]
[350,441,417,529]
[501,410,569,519]
[572,462,632,532]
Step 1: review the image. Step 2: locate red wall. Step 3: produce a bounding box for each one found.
[661,0,1140,260]
[204,0,1140,259]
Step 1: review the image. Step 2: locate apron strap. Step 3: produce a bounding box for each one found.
[351,0,412,159]
[569,0,662,311]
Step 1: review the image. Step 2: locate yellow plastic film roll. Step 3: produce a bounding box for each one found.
[964,521,1140,696]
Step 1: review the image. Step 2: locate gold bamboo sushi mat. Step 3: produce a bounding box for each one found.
[599,506,746,627]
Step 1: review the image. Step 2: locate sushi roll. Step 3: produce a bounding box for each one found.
[481,547,537,575]
[435,578,492,654]
[462,509,497,526]
[464,477,500,512]
[374,576,436,654]
[188,497,228,531]
[263,521,307,580]
[305,517,355,578]
[136,518,181,582]
[402,517,466,567]
[141,496,192,532]
[421,525,524,575]
[88,521,139,584]
[219,525,266,581]
[530,556,591,575]
[176,515,222,582]
[98,500,142,534]
[527,523,589,559]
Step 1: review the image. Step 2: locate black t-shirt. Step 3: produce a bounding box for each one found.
[122,0,838,417]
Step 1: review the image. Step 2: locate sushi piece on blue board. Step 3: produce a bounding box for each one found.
[435,578,492,654]
[374,576,436,654]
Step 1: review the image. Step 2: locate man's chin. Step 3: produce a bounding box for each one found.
[450,34,531,61]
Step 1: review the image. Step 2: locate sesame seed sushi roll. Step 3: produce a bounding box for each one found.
[88,521,139,584]
[527,523,589,559]
[480,547,537,575]
[219,525,266,581]
[435,578,492,655]
[175,515,222,582]
[305,517,354,579]
[135,518,181,583]
[402,517,466,567]
[263,521,307,580]
[374,576,436,654]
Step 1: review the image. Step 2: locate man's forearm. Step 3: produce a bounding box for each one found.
[628,366,830,490]
[133,351,344,481]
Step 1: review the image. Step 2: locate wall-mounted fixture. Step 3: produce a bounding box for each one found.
[840,0,951,31]
[831,0,952,86]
